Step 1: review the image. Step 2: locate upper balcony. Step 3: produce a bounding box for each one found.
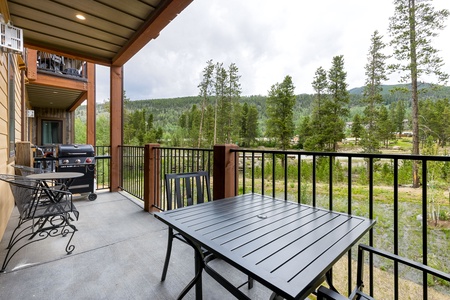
[36,51,87,81]
[24,48,94,112]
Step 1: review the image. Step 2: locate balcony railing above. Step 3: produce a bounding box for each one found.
[36,51,87,80]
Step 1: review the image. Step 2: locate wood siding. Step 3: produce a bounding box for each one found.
[0,52,23,241]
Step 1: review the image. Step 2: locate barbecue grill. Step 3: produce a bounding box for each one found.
[57,144,97,201]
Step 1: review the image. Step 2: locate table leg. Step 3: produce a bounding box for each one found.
[325,269,339,293]
[176,238,204,300]
[269,292,284,300]
[195,249,203,300]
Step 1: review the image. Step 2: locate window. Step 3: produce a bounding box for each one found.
[41,120,63,144]
[8,53,15,158]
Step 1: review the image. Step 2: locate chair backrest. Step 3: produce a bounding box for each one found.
[164,171,211,211]
[0,174,76,219]
[0,174,40,218]
[13,165,43,176]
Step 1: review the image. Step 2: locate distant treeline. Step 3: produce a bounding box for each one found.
[75,83,449,137]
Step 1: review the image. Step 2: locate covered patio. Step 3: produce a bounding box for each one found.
[0,191,274,299]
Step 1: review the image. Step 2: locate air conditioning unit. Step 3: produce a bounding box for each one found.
[0,20,23,54]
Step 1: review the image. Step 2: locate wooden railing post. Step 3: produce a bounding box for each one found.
[213,144,239,200]
[144,143,160,212]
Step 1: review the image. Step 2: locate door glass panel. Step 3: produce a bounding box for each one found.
[42,120,62,144]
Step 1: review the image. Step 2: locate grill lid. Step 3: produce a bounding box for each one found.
[57,144,94,157]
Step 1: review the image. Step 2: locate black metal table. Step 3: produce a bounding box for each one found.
[27,172,83,202]
[154,193,376,300]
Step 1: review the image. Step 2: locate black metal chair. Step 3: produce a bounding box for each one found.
[160,171,212,281]
[0,174,79,272]
[160,171,254,296]
[317,244,450,300]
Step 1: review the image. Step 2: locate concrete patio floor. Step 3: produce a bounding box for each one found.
[0,191,275,299]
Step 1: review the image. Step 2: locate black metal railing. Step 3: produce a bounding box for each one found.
[152,147,214,211]
[113,144,449,298]
[95,146,110,191]
[232,148,450,299]
[36,51,87,79]
[120,145,145,200]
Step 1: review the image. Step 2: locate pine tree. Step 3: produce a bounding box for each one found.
[378,106,394,148]
[389,0,449,186]
[361,30,389,154]
[266,75,296,150]
[298,116,312,150]
[197,60,215,147]
[305,67,328,151]
[420,98,450,147]
[325,55,350,151]
[351,114,364,145]
[239,103,259,147]
[226,63,241,143]
[214,62,227,144]
[390,100,406,137]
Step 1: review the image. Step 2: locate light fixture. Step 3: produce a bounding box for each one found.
[76,14,86,20]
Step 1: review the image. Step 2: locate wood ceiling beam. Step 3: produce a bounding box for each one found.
[68,91,87,112]
[32,73,88,91]
[112,0,193,67]
[0,0,10,23]
[24,43,113,66]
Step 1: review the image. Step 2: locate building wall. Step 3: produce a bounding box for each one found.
[0,52,23,242]
[31,107,74,146]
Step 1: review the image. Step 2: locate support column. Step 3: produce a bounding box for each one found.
[86,63,96,146]
[144,143,161,212]
[110,66,123,192]
[213,144,239,200]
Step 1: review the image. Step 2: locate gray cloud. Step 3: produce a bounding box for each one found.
[96,0,450,102]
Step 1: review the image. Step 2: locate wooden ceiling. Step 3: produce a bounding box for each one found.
[5,0,193,66]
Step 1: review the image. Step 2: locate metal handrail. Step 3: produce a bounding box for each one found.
[115,144,450,297]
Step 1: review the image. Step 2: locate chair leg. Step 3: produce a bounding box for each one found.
[248,275,254,289]
[161,227,174,281]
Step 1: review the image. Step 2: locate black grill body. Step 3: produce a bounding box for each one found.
[57,144,96,200]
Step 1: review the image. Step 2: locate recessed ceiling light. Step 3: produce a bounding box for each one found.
[76,14,86,20]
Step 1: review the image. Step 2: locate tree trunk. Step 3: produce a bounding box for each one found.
[409,0,420,188]
[198,97,206,148]
[213,97,217,145]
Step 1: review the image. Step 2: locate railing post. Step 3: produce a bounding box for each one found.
[144,143,160,212]
[213,144,238,200]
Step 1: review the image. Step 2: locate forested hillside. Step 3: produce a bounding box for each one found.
[76,83,449,133]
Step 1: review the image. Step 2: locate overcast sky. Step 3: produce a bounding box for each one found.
[95,0,450,102]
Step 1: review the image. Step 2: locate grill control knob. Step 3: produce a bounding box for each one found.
[86,158,92,163]
[63,159,69,164]
[75,159,81,164]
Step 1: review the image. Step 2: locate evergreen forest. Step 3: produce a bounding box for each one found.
[75,83,450,151]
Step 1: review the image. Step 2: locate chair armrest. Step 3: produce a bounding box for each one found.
[359,244,450,282]
[317,286,349,300]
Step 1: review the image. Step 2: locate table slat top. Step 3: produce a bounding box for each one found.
[155,193,375,299]
[27,172,84,180]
